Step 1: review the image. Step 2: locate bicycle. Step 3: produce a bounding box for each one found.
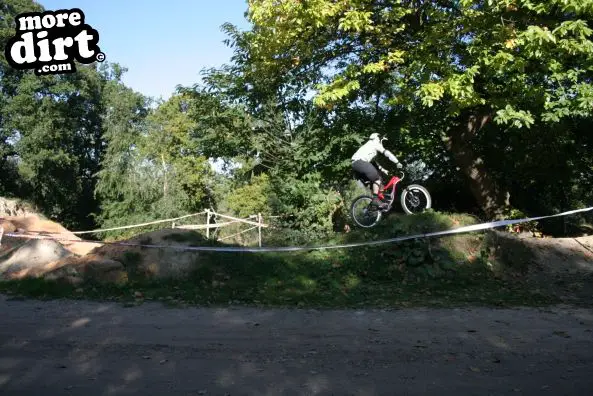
[350,168,432,228]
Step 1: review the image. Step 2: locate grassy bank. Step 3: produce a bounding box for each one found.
[0,266,558,309]
[0,210,569,308]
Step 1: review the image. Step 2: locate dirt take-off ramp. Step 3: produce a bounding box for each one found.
[0,202,215,285]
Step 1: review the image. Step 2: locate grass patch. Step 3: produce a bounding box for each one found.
[0,263,559,308]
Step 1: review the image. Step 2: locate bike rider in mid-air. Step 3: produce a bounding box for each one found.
[351,133,403,209]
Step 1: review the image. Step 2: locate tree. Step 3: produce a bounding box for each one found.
[1,1,152,230]
[141,93,215,209]
[245,0,593,218]
[0,0,44,197]
[94,88,219,236]
[180,57,349,240]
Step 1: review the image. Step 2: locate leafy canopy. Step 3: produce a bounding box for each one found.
[247,0,593,127]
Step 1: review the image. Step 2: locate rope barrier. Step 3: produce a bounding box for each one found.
[71,211,208,234]
[218,225,259,242]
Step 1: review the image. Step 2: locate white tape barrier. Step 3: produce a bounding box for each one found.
[3,206,592,253]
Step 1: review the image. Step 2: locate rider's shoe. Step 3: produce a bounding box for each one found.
[371,197,388,210]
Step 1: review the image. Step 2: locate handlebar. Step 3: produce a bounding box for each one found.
[381,167,405,181]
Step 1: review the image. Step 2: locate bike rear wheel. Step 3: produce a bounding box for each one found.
[400,184,432,214]
[351,195,382,228]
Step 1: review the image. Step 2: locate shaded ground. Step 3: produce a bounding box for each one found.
[487,231,593,305]
[1,295,592,395]
[525,236,593,304]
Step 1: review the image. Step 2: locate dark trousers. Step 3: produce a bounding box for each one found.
[352,160,382,191]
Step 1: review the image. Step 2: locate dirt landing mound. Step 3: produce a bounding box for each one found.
[0,215,101,256]
[1,214,103,284]
[44,254,128,286]
[5,254,128,286]
[489,231,593,271]
[527,235,593,274]
[0,239,71,277]
[1,211,209,284]
[84,228,207,280]
[489,231,593,303]
[576,236,593,252]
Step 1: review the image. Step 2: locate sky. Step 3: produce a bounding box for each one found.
[37,0,252,100]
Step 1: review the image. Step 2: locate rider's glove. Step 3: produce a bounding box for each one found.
[396,162,403,169]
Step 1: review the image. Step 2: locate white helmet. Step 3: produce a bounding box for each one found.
[369,133,387,142]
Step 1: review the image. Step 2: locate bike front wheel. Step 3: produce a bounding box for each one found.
[351,195,383,228]
[400,184,432,214]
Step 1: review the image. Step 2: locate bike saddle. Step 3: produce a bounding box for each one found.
[352,172,370,186]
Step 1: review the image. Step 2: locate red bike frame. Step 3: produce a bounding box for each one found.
[377,175,402,202]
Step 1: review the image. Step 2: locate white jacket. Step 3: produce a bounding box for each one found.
[352,138,399,164]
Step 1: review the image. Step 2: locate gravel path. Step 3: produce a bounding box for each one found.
[1,295,592,395]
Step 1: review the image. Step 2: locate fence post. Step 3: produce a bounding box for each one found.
[206,209,211,239]
[258,213,262,247]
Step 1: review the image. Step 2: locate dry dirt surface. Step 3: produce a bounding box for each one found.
[0,198,38,218]
[0,214,102,278]
[0,295,592,396]
[487,231,593,303]
[0,214,101,257]
[85,228,209,279]
[1,219,209,283]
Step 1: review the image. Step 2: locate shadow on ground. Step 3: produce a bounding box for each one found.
[1,295,593,395]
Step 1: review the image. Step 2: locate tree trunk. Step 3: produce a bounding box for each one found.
[445,111,510,219]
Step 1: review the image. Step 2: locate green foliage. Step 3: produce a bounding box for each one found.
[495,105,535,129]
[0,62,127,228]
[501,207,540,234]
[94,91,217,239]
[246,0,593,218]
[224,173,274,218]
[264,173,343,243]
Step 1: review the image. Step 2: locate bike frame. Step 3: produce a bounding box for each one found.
[351,169,430,227]
[377,175,402,209]
[355,171,404,211]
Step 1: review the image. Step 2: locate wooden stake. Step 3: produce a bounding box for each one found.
[206,209,210,239]
[258,213,262,247]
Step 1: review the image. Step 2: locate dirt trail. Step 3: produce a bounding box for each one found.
[1,295,592,396]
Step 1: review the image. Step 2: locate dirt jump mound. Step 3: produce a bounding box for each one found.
[1,208,209,285]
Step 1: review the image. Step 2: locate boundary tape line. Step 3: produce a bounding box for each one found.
[2,207,592,253]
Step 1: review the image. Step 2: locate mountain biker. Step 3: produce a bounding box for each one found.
[351,133,403,209]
